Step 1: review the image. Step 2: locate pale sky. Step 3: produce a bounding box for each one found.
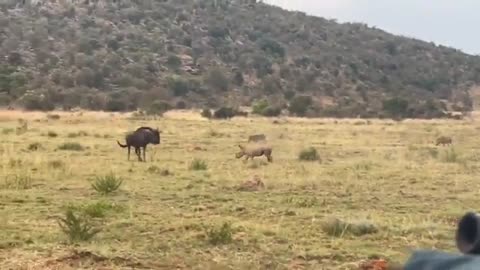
[265,0,479,55]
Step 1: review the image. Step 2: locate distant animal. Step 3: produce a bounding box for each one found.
[117,127,161,161]
[436,136,452,146]
[236,144,272,162]
[248,134,266,142]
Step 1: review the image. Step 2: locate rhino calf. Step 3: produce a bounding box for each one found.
[248,134,266,142]
[436,136,452,146]
[236,144,272,162]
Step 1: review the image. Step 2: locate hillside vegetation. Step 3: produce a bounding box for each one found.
[1,0,480,118]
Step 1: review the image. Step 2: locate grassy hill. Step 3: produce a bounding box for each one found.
[1,0,480,118]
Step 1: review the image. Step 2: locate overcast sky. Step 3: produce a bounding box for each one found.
[265,0,479,55]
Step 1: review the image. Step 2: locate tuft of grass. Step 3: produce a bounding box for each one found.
[3,174,34,190]
[207,222,233,245]
[147,165,172,176]
[47,131,58,138]
[2,128,14,135]
[48,160,64,169]
[58,142,84,151]
[321,218,378,237]
[67,131,89,138]
[440,147,459,163]
[189,158,208,171]
[298,147,320,161]
[27,142,42,151]
[91,173,123,195]
[68,201,123,218]
[57,209,101,243]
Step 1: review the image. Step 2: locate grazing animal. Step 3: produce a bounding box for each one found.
[248,134,266,142]
[436,136,452,146]
[117,127,160,161]
[236,144,272,162]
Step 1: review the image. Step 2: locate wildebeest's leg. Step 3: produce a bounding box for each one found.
[135,147,142,161]
[127,146,131,160]
[143,146,147,162]
[266,154,272,162]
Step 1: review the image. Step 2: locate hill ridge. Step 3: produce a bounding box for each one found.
[0,0,479,118]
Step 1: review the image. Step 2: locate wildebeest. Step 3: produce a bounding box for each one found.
[117,127,160,161]
[236,144,272,162]
[436,136,452,146]
[248,134,266,142]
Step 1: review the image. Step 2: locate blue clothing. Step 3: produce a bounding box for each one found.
[405,250,480,270]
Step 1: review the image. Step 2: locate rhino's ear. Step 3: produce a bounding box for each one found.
[238,145,243,149]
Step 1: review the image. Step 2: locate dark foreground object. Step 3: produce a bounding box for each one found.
[404,250,480,270]
[404,212,480,269]
[117,127,160,162]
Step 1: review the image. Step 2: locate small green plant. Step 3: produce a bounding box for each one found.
[68,131,89,138]
[91,173,123,195]
[189,158,208,171]
[57,209,101,243]
[47,131,58,137]
[27,142,42,151]
[298,147,320,161]
[2,174,33,189]
[207,222,233,245]
[58,142,84,151]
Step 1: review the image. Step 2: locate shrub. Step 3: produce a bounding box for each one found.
[47,131,58,137]
[58,142,84,151]
[57,209,101,243]
[207,222,233,245]
[201,108,212,119]
[48,160,64,169]
[147,100,172,115]
[27,142,42,151]
[321,217,378,237]
[289,95,313,116]
[382,97,409,118]
[189,158,208,171]
[166,54,182,70]
[299,147,320,161]
[91,173,123,195]
[78,201,122,218]
[204,68,229,92]
[213,107,236,119]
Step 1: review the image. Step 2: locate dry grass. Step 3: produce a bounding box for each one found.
[0,110,478,269]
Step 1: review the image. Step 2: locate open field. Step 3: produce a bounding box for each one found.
[1,110,480,269]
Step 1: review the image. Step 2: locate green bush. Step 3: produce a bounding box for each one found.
[91,173,123,195]
[57,209,101,243]
[289,95,313,116]
[201,108,212,119]
[207,222,233,245]
[299,147,320,161]
[189,159,207,171]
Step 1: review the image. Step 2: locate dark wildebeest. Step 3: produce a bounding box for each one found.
[436,136,452,146]
[236,144,273,162]
[248,134,266,142]
[117,127,160,161]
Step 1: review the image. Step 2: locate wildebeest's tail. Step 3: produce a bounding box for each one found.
[117,140,128,148]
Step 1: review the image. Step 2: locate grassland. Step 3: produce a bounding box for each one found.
[1,110,479,269]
